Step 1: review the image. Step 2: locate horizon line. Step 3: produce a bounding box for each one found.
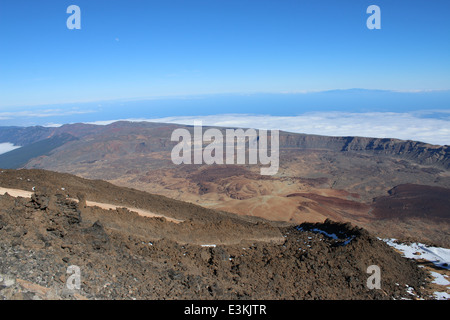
[1,88,450,110]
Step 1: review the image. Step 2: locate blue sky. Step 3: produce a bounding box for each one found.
[1,0,449,107]
[0,1,449,144]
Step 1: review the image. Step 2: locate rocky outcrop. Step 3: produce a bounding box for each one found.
[0,186,429,300]
[279,133,450,169]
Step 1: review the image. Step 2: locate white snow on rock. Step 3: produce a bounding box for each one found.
[429,271,450,286]
[434,292,450,300]
[381,238,450,270]
[382,238,450,300]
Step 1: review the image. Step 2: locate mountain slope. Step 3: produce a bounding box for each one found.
[1,121,449,168]
[1,121,449,247]
[0,169,433,300]
[0,133,78,169]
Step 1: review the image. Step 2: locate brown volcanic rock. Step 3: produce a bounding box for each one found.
[0,168,272,228]
[287,193,369,212]
[372,184,450,220]
[0,171,432,300]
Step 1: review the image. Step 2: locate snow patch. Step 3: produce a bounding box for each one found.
[430,272,450,286]
[434,292,450,300]
[382,239,450,300]
[381,239,450,270]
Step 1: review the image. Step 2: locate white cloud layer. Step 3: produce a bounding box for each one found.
[0,142,21,155]
[87,111,450,146]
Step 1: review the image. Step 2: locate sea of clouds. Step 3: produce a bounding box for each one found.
[87,111,450,146]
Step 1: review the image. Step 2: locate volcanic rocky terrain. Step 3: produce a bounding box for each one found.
[0,122,449,300]
[0,121,449,247]
[0,169,435,300]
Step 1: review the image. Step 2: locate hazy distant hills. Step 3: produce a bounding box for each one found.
[0,133,77,169]
[0,126,54,146]
[0,122,176,169]
[0,121,449,246]
[0,121,449,169]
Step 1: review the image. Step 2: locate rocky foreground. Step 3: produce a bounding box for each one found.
[0,177,433,300]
